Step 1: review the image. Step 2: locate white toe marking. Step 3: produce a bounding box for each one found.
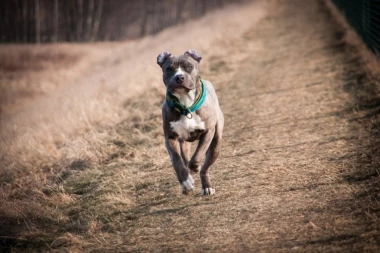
[201,188,215,196]
[182,175,195,191]
[189,174,195,184]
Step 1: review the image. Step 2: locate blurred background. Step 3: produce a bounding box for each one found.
[0,1,380,252]
[331,0,380,55]
[0,0,246,43]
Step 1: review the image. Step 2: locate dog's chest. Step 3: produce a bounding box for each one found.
[170,114,205,141]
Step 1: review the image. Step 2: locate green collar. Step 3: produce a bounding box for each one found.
[166,79,207,116]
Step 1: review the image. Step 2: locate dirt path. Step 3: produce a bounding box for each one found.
[107,0,380,252]
[1,0,379,252]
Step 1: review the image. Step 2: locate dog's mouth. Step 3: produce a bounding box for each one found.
[167,83,195,92]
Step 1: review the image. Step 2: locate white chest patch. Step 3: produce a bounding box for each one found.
[170,114,205,140]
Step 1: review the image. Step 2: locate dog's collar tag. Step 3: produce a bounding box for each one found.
[166,79,207,116]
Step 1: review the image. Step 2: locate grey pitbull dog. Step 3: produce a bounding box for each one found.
[157,49,224,195]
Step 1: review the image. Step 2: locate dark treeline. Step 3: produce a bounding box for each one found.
[0,0,246,43]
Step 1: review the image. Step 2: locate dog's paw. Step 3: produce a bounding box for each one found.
[181,175,195,194]
[201,187,215,196]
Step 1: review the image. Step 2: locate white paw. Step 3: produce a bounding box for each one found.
[182,175,195,191]
[201,188,215,196]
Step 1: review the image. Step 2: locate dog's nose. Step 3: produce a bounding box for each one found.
[175,74,185,84]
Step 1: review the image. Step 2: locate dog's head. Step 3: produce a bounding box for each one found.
[157,50,202,91]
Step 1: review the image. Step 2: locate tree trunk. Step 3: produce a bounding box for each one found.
[175,0,183,22]
[77,0,84,41]
[140,0,149,37]
[53,0,58,42]
[91,0,103,41]
[35,0,40,43]
[85,0,94,42]
[23,0,28,42]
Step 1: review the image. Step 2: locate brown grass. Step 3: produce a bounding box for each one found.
[0,43,115,118]
[1,0,380,252]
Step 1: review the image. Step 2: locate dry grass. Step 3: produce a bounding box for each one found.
[0,43,116,118]
[0,2,267,252]
[1,0,380,252]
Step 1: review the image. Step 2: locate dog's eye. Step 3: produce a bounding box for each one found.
[165,67,174,73]
[187,65,194,71]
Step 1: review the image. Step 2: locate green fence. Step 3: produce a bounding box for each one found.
[332,0,380,56]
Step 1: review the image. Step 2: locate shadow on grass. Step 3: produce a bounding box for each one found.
[339,46,380,200]
[0,214,58,253]
[308,0,380,248]
[324,0,380,245]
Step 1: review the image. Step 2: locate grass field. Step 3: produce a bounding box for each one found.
[1,0,379,252]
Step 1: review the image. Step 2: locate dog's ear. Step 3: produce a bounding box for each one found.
[184,49,202,63]
[157,51,171,67]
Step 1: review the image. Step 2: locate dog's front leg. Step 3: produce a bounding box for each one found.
[188,128,215,171]
[165,137,194,194]
[188,128,216,195]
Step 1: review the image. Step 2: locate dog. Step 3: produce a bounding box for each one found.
[156,49,224,195]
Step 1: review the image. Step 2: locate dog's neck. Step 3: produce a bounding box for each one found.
[172,81,201,108]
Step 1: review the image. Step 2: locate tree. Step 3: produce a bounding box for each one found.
[85,0,94,42]
[53,0,58,42]
[91,0,103,41]
[35,0,40,43]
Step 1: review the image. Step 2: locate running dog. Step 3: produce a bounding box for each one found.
[157,50,224,195]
